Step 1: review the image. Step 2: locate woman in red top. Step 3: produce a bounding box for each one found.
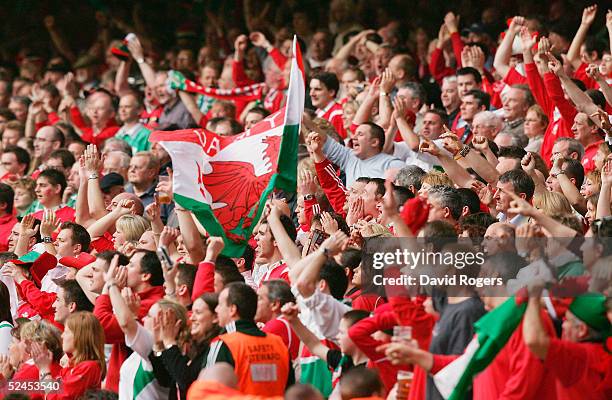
[32,311,105,400]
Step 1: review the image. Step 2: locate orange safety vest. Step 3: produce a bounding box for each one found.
[217,331,290,396]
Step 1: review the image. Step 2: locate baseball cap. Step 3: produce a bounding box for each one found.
[100,173,125,193]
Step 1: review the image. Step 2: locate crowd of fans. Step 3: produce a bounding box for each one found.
[0,0,610,399]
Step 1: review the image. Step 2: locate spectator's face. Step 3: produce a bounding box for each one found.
[8,223,21,250]
[292,12,310,35]
[594,147,609,171]
[427,195,449,222]
[46,157,67,176]
[55,229,77,258]
[336,318,356,354]
[2,128,21,147]
[86,94,115,127]
[341,70,361,96]
[155,73,174,105]
[254,223,275,263]
[35,176,61,206]
[128,155,156,186]
[550,141,572,161]
[352,125,378,158]
[460,95,480,122]
[362,182,381,218]
[104,152,129,179]
[255,285,273,323]
[494,181,515,213]
[441,80,460,111]
[584,201,597,228]
[342,105,357,130]
[502,88,528,121]
[374,47,393,74]
[8,100,27,123]
[482,224,512,255]
[199,66,218,88]
[213,120,233,136]
[496,157,519,175]
[211,102,232,119]
[472,115,498,140]
[103,186,125,208]
[176,50,195,71]
[89,258,108,293]
[52,288,71,324]
[396,88,420,113]
[118,95,141,124]
[62,325,75,354]
[545,169,562,193]
[309,78,335,109]
[421,113,444,139]
[571,113,595,145]
[138,231,156,251]
[311,32,330,61]
[345,180,366,212]
[126,252,145,290]
[112,226,127,250]
[190,298,217,339]
[67,142,86,160]
[14,189,33,211]
[216,288,232,327]
[151,142,170,164]
[34,127,61,159]
[524,110,547,138]
[1,152,23,175]
[580,177,598,198]
[295,197,307,225]
[561,311,588,342]
[244,111,264,130]
[457,74,478,97]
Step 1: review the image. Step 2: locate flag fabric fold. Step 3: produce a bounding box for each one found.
[151,36,305,257]
[433,296,527,400]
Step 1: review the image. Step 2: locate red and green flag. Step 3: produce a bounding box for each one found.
[150,36,305,256]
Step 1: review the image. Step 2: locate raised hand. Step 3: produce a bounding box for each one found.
[419,138,441,157]
[521,152,536,174]
[280,302,299,322]
[581,4,598,26]
[346,197,365,226]
[126,36,145,61]
[40,210,60,238]
[298,169,319,195]
[509,16,526,35]
[443,11,459,33]
[160,226,180,249]
[382,179,398,218]
[471,135,489,152]
[234,35,249,60]
[380,68,397,93]
[320,231,349,256]
[546,52,564,76]
[586,63,603,81]
[249,32,270,48]
[83,144,102,174]
[160,308,182,347]
[121,287,141,316]
[305,131,323,155]
[440,132,462,156]
[504,188,536,217]
[519,26,536,53]
[205,236,225,263]
[601,160,612,186]
[19,214,39,238]
[30,341,52,372]
[320,212,339,235]
[114,199,136,216]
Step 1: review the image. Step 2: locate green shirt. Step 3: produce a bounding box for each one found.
[115,123,151,153]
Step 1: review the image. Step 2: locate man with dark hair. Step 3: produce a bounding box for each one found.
[310,72,346,139]
[495,169,535,225]
[362,178,385,219]
[456,67,483,97]
[0,145,29,181]
[570,112,604,174]
[207,282,292,396]
[308,30,333,69]
[339,368,384,400]
[170,263,197,308]
[94,249,165,391]
[313,122,404,186]
[546,157,585,198]
[76,250,130,304]
[497,146,528,173]
[427,185,463,225]
[257,211,297,284]
[231,245,256,288]
[244,107,270,130]
[32,168,75,223]
[46,149,76,177]
[214,257,245,292]
[0,183,16,251]
[256,279,299,360]
[53,279,94,325]
[458,89,490,143]
[457,188,482,217]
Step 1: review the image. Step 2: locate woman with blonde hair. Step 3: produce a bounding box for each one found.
[11,178,36,217]
[32,311,105,399]
[533,191,574,216]
[113,214,151,253]
[418,171,453,197]
[580,170,601,198]
[524,104,548,153]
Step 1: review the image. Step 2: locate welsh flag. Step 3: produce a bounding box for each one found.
[433,295,527,400]
[150,36,305,256]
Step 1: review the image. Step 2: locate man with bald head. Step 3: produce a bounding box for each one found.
[482,222,516,255]
[103,151,130,181]
[34,126,64,167]
[69,91,119,146]
[388,54,417,88]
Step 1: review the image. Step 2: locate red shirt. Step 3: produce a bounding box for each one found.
[573,63,598,90]
[32,206,75,224]
[261,260,289,285]
[316,102,346,139]
[582,140,604,175]
[69,106,120,146]
[10,362,62,400]
[46,360,102,400]
[546,338,611,400]
[0,212,17,251]
[262,317,300,360]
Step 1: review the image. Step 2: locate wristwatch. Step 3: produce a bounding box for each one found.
[380,91,389,97]
[43,236,53,243]
[303,194,314,201]
[552,170,566,178]
[136,57,145,64]
[454,145,470,160]
[88,172,99,180]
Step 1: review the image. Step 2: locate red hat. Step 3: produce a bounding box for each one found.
[59,253,97,270]
[10,251,58,287]
[400,197,430,234]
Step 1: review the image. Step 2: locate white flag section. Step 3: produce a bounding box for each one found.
[150,36,305,257]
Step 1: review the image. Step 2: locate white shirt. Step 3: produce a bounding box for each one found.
[392,140,450,172]
[291,286,350,342]
[119,324,169,400]
[41,265,69,294]
[0,320,12,356]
